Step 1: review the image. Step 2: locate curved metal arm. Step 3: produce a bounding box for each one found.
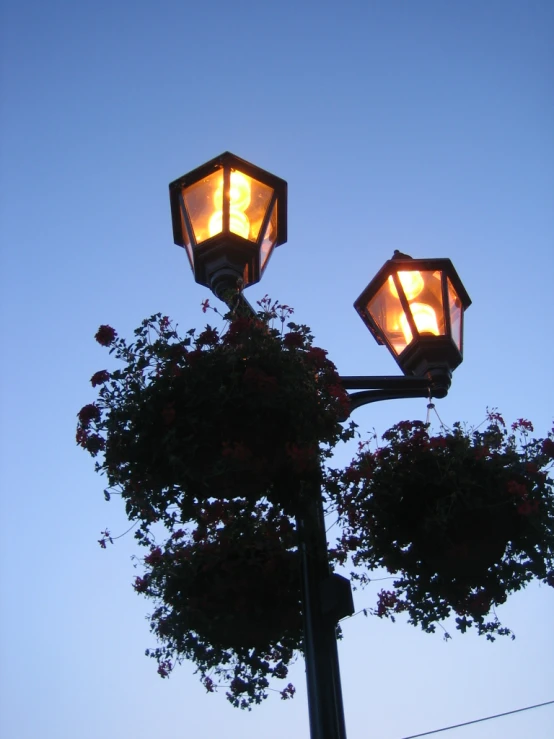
[339,372,451,417]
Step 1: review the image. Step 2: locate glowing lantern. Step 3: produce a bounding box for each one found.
[169,152,287,297]
[354,251,471,378]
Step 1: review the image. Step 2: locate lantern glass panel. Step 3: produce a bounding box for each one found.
[397,270,446,344]
[177,196,194,268]
[260,200,278,271]
[244,175,274,242]
[448,277,463,350]
[183,169,223,244]
[367,280,409,355]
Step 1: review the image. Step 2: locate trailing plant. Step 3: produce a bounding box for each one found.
[134,499,302,708]
[77,296,355,706]
[328,412,554,640]
[77,297,355,534]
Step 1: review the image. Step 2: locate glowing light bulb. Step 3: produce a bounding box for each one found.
[228,171,251,211]
[208,171,252,239]
[400,302,440,344]
[388,271,424,301]
[208,210,250,239]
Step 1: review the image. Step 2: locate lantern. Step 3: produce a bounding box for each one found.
[354,251,471,378]
[169,152,287,297]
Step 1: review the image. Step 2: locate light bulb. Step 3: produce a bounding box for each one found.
[228,171,251,211]
[208,171,251,239]
[388,271,424,301]
[208,209,250,239]
[400,302,440,344]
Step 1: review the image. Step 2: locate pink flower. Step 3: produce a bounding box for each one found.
[487,410,505,427]
[511,418,534,433]
[95,325,117,346]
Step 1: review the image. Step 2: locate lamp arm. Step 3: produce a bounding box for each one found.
[339,373,451,418]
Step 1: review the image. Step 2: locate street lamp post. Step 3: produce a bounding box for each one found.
[169,154,471,739]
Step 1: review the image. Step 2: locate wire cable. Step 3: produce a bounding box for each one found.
[400,699,554,738]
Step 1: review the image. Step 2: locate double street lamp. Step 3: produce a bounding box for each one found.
[169,153,471,739]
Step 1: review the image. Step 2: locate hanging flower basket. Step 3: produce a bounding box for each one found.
[136,500,303,708]
[329,413,554,638]
[77,298,356,708]
[77,299,354,528]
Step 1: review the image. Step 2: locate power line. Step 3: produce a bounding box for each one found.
[400,699,554,738]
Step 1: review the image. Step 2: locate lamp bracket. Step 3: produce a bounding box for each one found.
[339,372,451,418]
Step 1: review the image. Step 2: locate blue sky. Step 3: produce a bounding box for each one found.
[1,1,553,737]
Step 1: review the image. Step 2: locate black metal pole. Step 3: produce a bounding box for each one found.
[296,491,348,739]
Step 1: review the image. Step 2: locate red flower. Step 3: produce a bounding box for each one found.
[283,332,304,349]
[196,327,219,347]
[517,500,539,516]
[376,590,404,617]
[243,366,278,393]
[507,480,527,498]
[95,325,117,346]
[280,683,296,700]
[134,576,149,593]
[542,438,554,458]
[201,299,210,314]
[145,546,163,565]
[78,403,101,426]
[157,660,172,678]
[76,427,88,447]
[90,370,110,387]
[305,346,328,369]
[328,384,346,400]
